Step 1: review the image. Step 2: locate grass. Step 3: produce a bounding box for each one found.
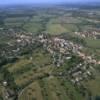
[85,38,100,49]
[23,15,46,33]
[0,85,3,96]
[0,36,12,44]
[46,17,79,34]
[23,22,43,33]
[62,79,84,100]
[4,17,29,23]
[19,81,43,100]
[85,72,100,96]
[5,49,53,87]
[5,22,22,27]
[43,77,70,100]
[15,65,52,87]
[0,85,5,99]
[4,17,30,28]
[38,76,84,100]
[30,16,43,22]
[31,50,52,66]
[57,17,82,24]
[7,58,31,73]
[46,23,67,35]
[62,24,79,32]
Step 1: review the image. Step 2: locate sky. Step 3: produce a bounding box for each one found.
[0,0,100,5]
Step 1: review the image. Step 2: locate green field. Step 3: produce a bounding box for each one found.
[85,72,100,96]
[46,23,67,35]
[85,38,100,49]
[23,22,43,33]
[19,81,43,100]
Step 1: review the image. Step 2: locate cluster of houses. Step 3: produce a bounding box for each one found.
[38,34,81,66]
[1,30,99,66]
[75,31,100,39]
[68,61,95,85]
[38,34,82,56]
[0,31,100,89]
[38,34,100,64]
[0,31,35,60]
[37,34,100,85]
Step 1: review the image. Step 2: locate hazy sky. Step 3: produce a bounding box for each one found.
[0,0,99,5]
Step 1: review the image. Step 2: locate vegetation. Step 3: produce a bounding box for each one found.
[0,4,100,100]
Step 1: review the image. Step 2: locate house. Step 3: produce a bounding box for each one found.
[66,57,71,60]
[98,61,100,65]
[3,81,8,87]
[86,71,92,76]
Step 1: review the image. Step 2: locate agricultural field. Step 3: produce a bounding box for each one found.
[0,4,100,100]
[85,38,100,49]
[46,23,67,35]
[85,74,100,96]
[19,81,43,100]
[18,77,84,100]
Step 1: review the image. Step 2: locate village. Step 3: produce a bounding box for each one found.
[0,31,100,99]
[37,34,100,85]
[75,30,100,39]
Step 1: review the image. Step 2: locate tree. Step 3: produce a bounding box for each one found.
[95,96,100,100]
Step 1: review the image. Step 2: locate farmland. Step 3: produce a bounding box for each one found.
[85,38,100,49]
[0,4,100,100]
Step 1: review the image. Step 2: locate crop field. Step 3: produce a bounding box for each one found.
[3,16,30,28]
[46,17,80,34]
[62,24,79,32]
[22,15,47,33]
[55,17,82,24]
[18,76,84,100]
[85,38,100,49]
[15,65,52,87]
[41,77,70,100]
[4,17,29,23]
[19,81,43,100]
[5,22,22,27]
[85,72,100,96]
[46,23,67,35]
[23,22,43,33]
[19,77,70,100]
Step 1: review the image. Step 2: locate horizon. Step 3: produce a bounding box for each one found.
[0,0,100,5]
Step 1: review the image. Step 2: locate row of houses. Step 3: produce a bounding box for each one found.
[75,31,100,39]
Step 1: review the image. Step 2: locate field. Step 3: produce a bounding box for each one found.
[0,5,100,100]
[1,7,100,35]
[85,71,100,97]
[2,47,86,100]
[4,48,52,87]
[46,23,67,35]
[18,77,84,100]
[18,81,43,100]
[85,38,100,49]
